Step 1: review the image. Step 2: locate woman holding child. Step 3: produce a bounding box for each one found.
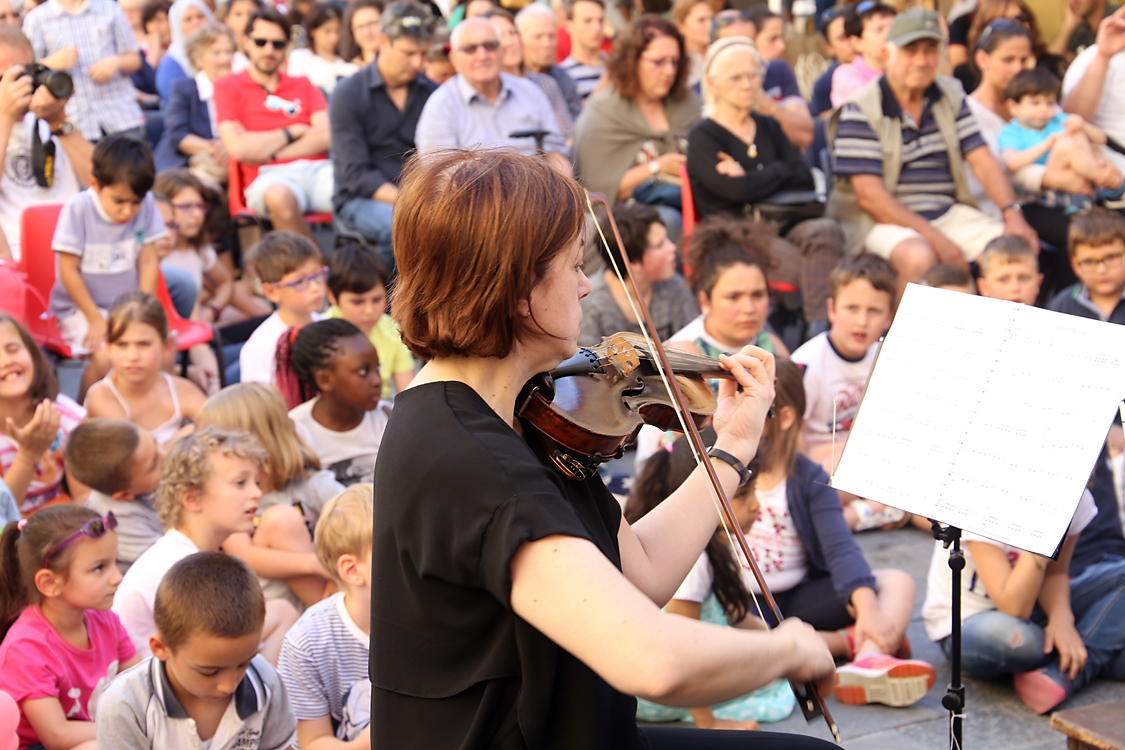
[371,148,837,749]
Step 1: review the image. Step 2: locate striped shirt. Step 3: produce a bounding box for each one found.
[833,76,986,220]
[277,593,370,733]
[559,55,605,102]
[23,0,145,141]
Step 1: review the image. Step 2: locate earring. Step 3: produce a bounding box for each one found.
[522,310,531,317]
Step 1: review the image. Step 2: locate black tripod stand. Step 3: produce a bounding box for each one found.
[931,521,965,750]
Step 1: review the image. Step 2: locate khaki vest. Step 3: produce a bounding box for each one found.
[826,75,979,255]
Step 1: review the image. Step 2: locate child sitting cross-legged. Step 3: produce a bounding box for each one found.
[96,552,298,749]
[65,418,166,575]
[111,425,299,663]
[278,485,374,748]
[0,505,140,750]
[975,235,1042,305]
[325,238,415,399]
[276,319,392,487]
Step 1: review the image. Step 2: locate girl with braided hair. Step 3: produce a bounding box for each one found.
[276,319,392,488]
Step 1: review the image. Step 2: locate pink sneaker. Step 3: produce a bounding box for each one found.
[1013,668,1069,715]
[833,654,936,707]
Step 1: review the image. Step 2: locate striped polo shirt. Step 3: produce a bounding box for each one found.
[833,76,987,221]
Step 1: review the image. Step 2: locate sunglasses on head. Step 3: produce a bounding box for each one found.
[251,37,287,50]
[457,39,500,55]
[975,18,1028,50]
[43,512,118,569]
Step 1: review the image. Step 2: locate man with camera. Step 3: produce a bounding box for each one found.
[0,26,91,261]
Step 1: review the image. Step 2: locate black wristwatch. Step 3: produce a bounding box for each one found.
[707,446,753,487]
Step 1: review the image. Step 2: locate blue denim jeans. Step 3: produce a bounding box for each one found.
[632,178,683,243]
[338,196,395,278]
[943,555,1125,688]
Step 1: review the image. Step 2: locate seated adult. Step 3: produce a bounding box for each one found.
[153,22,233,174]
[558,0,608,104]
[830,2,894,109]
[670,0,714,88]
[745,5,814,150]
[810,5,854,117]
[330,1,437,275]
[968,20,1093,250]
[155,0,213,102]
[340,0,384,67]
[953,0,1066,96]
[827,7,1036,300]
[573,15,701,240]
[487,7,574,142]
[1062,7,1125,176]
[516,3,583,121]
[687,37,844,326]
[214,7,332,238]
[415,18,571,176]
[1048,0,1120,61]
[286,4,359,94]
[218,0,260,73]
[578,203,697,347]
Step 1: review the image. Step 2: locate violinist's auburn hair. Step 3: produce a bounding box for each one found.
[391,149,587,360]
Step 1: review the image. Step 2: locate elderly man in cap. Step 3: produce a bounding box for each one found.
[828,7,1037,301]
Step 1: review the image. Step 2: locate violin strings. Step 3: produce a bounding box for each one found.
[586,196,770,630]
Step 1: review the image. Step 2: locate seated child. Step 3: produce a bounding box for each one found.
[97,552,298,749]
[0,315,87,514]
[197,384,341,608]
[999,69,1123,202]
[278,319,392,487]
[0,506,140,749]
[1051,207,1125,324]
[84,292,207,447]
[278,486,373,747]
[112,425,299,663]
[922,489,1125,714]
[791,253,901,531]
[326,238,415,398]
[975,235,1042,305]
[920,263,977,294]
[66,418,166,575]
[830,2,894,108]
[47,135,166,397]
[240,232,327,385]
[628,359,933,710]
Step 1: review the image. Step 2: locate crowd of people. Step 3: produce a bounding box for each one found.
[0,0,1122,746]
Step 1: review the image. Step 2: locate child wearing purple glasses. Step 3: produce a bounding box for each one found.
[0,505,140,750]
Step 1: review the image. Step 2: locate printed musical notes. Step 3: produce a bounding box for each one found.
[831,284,1125,556]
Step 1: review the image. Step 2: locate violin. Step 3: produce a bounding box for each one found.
[516,332,733,481]
[518,194,841,744]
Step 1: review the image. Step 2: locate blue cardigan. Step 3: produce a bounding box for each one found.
[785,453,877,606]
[154,76,212,172]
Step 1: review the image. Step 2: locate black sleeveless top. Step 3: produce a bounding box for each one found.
[370,381,644,749]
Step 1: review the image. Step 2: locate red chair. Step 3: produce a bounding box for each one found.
[155,268,226,387]
[679,163,697,242]
[228,157,335,228]
[19,203,72,357]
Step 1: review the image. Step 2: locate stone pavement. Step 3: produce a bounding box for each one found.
[726,525,1125,750]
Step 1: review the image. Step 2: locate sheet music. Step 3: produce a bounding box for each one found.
[831,283,1125,556]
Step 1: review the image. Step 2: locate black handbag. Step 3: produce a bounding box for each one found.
[746,190,825,234]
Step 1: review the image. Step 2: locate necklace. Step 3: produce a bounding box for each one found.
[747,142,758,159]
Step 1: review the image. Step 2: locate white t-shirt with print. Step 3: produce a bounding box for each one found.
[791,332,879,447]
[289,397,392,487]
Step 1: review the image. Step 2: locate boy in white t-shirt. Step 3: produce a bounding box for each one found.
[277,485,373,747]
[792,253,897,531]
[922,489,1125,715]
[240,231,327,385]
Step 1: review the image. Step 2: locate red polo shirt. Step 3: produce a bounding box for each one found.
[213,70,328,187]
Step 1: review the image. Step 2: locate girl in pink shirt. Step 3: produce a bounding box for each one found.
[0,505,139,749]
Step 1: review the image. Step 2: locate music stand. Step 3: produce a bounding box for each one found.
[931,522,965,750]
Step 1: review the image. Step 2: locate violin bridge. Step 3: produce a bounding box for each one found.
[602,335,641,377]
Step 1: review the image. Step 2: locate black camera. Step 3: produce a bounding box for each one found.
[23,63,73,100]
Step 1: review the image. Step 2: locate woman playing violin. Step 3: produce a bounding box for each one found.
[371,148,837,749]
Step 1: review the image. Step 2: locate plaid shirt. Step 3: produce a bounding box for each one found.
[23,0,144,140]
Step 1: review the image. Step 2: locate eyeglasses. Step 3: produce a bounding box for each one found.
[171,201,208,213]
[640,55,681,69]
[250,37,287,50]
[43,512,117,569]
[1075,250,1125,272]
[275,266,329,291]
[456,39,500,55]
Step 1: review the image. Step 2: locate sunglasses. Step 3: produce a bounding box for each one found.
[457,39,500,55]
[275,266,329,291]
[250,37,287,50]
[43,512,118,569]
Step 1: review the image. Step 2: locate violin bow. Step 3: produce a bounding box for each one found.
[586,193,840,744]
